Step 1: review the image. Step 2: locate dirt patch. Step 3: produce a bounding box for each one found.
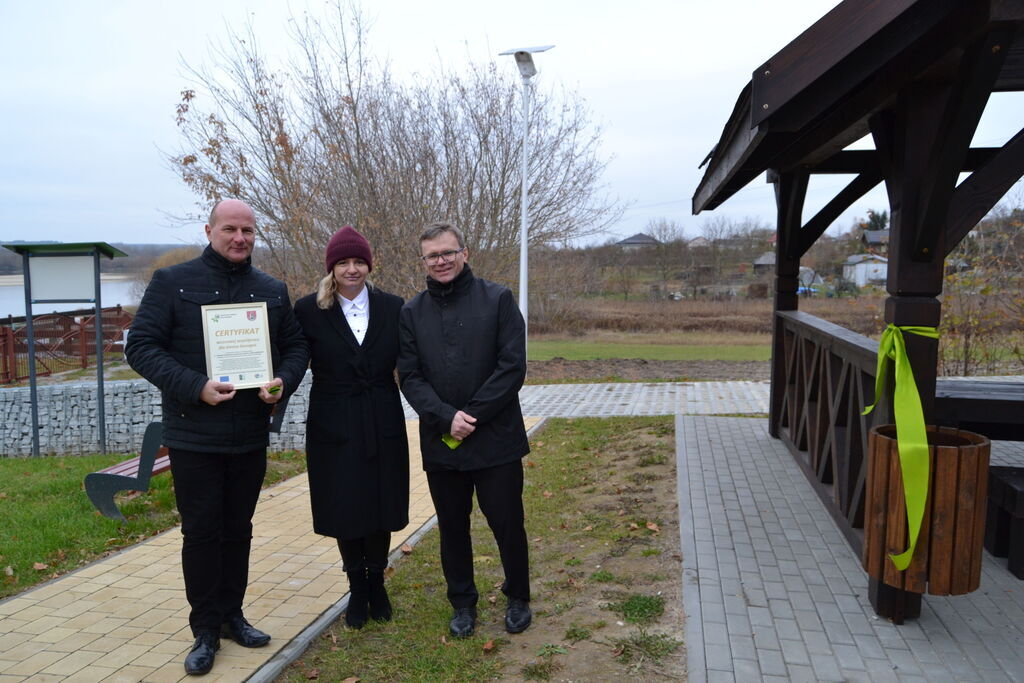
[528,358,770,383]
[495,417,686,680]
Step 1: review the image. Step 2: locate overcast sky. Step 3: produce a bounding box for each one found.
[3,0,1022,248]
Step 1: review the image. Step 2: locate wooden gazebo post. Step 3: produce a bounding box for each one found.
[865,26,1014,617]
[767,169,807,438]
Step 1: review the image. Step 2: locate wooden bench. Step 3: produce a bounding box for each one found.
[934,380,1024,441]
[85,422,168,521]
[985,466,1024,579]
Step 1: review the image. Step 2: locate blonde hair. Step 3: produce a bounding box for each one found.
[316,273,373,309]
[316,273,336,310]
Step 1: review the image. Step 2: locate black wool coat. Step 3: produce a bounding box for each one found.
[293,287,410,540]
[126,246,309,453]
[397,266,530,473]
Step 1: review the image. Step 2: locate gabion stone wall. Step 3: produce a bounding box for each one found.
[0,371,312,457]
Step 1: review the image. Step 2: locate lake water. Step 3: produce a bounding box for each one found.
[0,279,139,319]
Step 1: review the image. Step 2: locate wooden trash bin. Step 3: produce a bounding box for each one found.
[863,425,991,596]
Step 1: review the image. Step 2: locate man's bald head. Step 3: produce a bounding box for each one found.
[208,199,255,228]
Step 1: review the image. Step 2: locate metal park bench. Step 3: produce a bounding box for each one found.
[85,421,168,521]
[84,397,291,520]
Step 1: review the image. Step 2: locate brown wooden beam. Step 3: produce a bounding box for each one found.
[810,147,999,175]
[945,124,1024,254]
[913,26,1014,261]
[795,172,883,258]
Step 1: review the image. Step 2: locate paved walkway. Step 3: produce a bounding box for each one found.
[402,380,771,419]
[677,416,1024,682]
[2,379,1023,682]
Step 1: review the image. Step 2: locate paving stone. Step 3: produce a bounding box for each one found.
[821,617,856,646]
[833,642,867,671]
[780,637,811,666]
[728,633,756,661]
[706,669,736,683]
[731,658,761,680]
[786,663,820,682]
[725,611,751,637]
[704,643,733,672]
[756,648,788,677]
[808,651,844,681]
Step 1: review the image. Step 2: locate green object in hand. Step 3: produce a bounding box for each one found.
[442,433,462,449]
[268,386,281,394]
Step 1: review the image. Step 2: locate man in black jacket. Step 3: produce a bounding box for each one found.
[126,199,309,676]
[398,221,532,638]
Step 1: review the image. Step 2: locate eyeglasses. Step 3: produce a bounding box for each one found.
[420,248,464,266]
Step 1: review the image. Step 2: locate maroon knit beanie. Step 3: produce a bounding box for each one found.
[324,226,373,272]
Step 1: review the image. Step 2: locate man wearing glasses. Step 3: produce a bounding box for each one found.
[398,221,532,638]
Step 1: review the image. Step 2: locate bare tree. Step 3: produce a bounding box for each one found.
[940,194,1024,375]
[645,218,688,294]
[169,2,624,298]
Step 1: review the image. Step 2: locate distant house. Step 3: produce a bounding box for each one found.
[861,229,889,254]
[842,254,888,287]
[688,236,711,249]
[753,251,775,274]
[615,233,660,249]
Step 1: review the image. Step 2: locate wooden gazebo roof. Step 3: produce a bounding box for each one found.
[694,0,1024,251]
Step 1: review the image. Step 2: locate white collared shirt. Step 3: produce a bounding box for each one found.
[337,286,369,345]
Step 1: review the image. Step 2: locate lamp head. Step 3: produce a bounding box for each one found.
[514,52,536,78]
[498,45,555,80]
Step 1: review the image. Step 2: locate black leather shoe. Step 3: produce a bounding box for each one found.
[184,633,220,675]
[220,616,271,648]
[505,598,532,634]
[449,607,476,638]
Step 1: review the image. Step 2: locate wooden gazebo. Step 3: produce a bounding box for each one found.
[694,0,1024,619]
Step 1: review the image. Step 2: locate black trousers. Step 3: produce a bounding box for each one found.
[169,448,267,636]
[337,530,391,574]
[426,459,530,609]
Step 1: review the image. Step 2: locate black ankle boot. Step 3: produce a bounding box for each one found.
[367,570,393,622]
[345,570,369,629]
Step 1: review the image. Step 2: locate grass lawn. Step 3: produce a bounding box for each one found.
[0,450,306,600]
[528,339,770,362]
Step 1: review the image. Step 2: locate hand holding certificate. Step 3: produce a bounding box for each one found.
[201,302,275,390]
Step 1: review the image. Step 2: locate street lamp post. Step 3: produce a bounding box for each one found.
[499,45,554,336]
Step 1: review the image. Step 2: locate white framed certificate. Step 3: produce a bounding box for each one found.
[201,302,274,390]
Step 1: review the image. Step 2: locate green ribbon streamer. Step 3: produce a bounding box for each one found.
[441,433,463,450]
[862,324,939,571]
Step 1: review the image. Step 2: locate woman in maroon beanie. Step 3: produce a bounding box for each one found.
[293,226,409,629]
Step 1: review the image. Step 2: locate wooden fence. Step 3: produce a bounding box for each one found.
[0,306,133,384]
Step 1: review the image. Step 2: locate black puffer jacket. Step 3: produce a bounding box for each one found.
[126,246,309,453]
[398,266,529,472]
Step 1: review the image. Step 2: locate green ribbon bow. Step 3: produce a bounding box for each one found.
[862,324,939,571]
